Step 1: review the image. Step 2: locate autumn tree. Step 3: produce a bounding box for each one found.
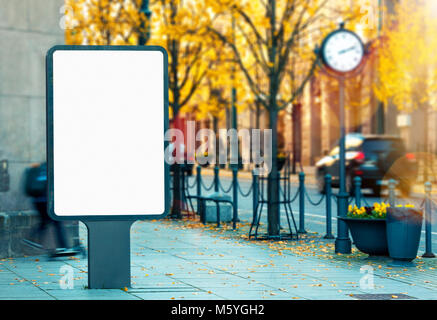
[148,0,216,218]
[375,0,437,116]
[206,0,360,236]
[374,0,437,179]
[65,0,148,45]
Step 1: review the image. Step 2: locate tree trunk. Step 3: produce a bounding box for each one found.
[170,114,184,219]
[169,34,184,219]
[266,0,280,236]
[267,108,280,236]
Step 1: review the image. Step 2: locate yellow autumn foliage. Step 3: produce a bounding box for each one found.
[375,0,437,112]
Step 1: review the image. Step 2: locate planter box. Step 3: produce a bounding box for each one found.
[339,217,389,256]
[386,208,423,262]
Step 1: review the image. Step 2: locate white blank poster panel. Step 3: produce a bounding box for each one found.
[52,50,165,216]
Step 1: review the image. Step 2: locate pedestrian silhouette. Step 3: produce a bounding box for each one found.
[23,162,80,258]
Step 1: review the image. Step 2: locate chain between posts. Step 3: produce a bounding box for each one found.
[218,178,234,194]
[201,178,215,191]
[332,194,354,205]
[283,185,300,203]
[304,188,325,206]
[237,180,253,197]
[186,176,197,189]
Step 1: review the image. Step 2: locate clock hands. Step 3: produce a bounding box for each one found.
[338,46,357,55]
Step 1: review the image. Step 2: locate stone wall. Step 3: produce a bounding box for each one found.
[0,0,79,257]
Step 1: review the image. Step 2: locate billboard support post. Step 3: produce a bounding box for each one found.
[46,45,169,290]
[84,220,134,289]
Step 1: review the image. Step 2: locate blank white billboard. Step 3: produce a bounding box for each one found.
[47,46,168,219]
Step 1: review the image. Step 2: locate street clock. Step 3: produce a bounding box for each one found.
[320,26,365,73]
[317,24,367,255]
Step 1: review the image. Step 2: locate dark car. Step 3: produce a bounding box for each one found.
[315,134,418,196]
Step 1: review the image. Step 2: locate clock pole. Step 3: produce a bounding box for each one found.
[335,76,352,254]
[317,23,366,254]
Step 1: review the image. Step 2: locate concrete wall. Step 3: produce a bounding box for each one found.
[0,0,79,256]
[0,0,64,211]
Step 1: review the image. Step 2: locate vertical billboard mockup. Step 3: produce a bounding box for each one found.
[46,46,169,220]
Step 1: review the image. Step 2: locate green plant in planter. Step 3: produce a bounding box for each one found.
[344,202,419,257]
[343,202,391,256]
[347,202,389,219]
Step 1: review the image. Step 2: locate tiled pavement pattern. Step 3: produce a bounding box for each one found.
[0,218,436,300]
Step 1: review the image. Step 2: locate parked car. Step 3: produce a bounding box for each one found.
[315,134,418,196]
[168,142,194,176]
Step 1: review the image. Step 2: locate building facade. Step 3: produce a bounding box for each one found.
[0,0,78,258]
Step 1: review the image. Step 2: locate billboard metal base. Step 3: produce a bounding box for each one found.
[84,220,134,289]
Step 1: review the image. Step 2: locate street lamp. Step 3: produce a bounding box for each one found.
[318,23,367,254]
[139,0,152,45]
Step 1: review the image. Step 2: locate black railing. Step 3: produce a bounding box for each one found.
[178,165,435,256]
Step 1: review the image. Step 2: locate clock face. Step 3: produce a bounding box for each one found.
[322,30,364,73]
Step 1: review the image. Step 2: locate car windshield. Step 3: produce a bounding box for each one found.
[362,139,405,156]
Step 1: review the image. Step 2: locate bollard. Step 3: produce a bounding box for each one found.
[388,179,397,206]
[324,174,334,239]
[354,176,362,208]
[214,166,220,193]
[181,167,187,208]
[298,172,306,233]
[196,166,202,215]
[252,170,259,223]
[199,198,205,224]
[232,166,238,229]
[422,182,435,258]
[216,201,221,228]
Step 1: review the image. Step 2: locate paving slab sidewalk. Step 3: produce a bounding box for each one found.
[0,219,436,300]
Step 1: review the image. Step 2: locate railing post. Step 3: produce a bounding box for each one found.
[196,166,202,215]
[252,170,258,223]
[216,201,221,228]
[423,182,435,258]
[232,166,238,230]
[214,165,219,193]
[199,199,205,224]
[324,174,334,239]
[354,176,362,208]
[388,179,397,206]
[298,172,306,234]
[181,166,187,208]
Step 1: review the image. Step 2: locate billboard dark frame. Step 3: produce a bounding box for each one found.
[46,45,169,221]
